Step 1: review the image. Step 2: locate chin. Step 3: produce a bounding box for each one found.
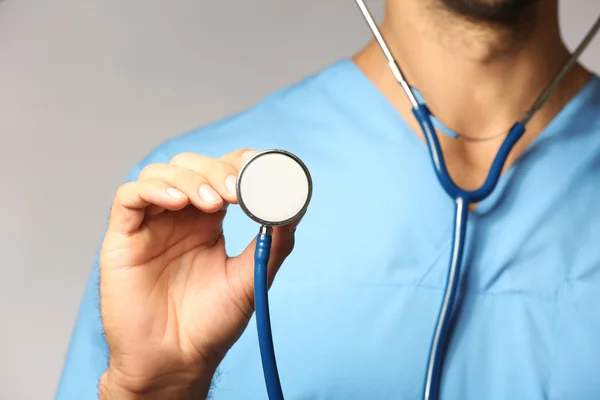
[439,0,540,25]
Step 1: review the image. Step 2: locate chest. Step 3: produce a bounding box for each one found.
[214,146,600,400]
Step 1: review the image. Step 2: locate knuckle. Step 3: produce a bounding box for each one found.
[170,152,203,166]
[112,182,139,210]
[226,148,251,161]
[138,162,164,180]
[231,148,249,157]
[114,182,133,202]
[214,160,235,177]
[180,168,205,188]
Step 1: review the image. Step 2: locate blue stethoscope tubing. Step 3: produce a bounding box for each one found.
[414,107,526,400]
[356,3,600,398]
[254,229,285,400]
[253,1,600,398]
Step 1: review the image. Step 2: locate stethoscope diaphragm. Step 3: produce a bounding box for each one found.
[236,149,312,227]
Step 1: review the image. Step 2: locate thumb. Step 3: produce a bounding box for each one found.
[227,219,300,296]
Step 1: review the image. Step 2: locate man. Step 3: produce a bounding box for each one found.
[56,0,600,398]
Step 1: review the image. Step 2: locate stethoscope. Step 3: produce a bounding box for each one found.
[236,2,600,399]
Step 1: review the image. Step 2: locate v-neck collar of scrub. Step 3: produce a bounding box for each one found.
[331,58,600,216]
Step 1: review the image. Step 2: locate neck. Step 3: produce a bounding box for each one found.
[353,0,591,141]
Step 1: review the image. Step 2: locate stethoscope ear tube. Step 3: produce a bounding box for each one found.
[412,105,459,199]
[413,104,526,203]
[354,2,599,400]
[469,122,525,202]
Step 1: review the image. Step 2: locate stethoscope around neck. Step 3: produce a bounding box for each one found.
[236,3,600,399]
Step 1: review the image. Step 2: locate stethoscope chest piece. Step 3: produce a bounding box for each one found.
[237,149,312,226]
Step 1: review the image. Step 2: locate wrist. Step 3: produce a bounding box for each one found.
[99,366,215,400]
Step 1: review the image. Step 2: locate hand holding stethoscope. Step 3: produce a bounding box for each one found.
[97,149,306,398]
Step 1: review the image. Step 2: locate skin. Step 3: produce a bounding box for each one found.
[99,0,593,398]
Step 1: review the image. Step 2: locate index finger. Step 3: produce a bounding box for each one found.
[220,148,259,169]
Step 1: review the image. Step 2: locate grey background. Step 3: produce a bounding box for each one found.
[0,0,598,399]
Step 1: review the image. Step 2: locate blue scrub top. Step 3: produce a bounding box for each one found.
[56,59,600,400]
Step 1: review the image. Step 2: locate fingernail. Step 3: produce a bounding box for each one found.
[241,150,259,161]
[225,175,237,195]
[198,184,221,204]
[167,187,186,199]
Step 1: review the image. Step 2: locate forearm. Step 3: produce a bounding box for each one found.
[99,369,214,400]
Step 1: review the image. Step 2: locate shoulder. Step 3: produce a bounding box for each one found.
[125,59,357,179]
[54,59,357,399]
